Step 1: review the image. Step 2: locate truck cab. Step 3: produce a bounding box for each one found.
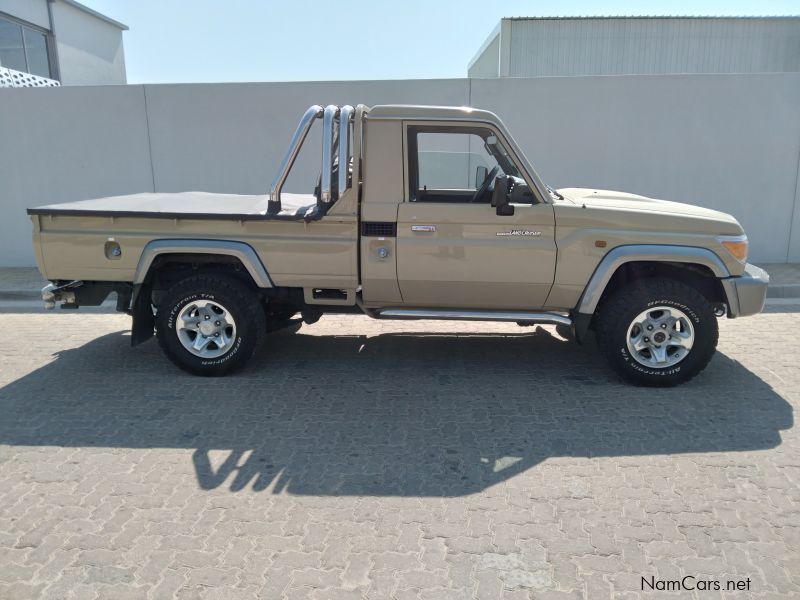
[355,105,556,311]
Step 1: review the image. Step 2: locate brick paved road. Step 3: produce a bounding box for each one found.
[0,308,798,599]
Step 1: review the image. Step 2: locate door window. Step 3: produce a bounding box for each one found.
[409,126,523,203]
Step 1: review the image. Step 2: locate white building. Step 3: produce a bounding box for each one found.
[0,0,126,87]
[469,16,800,78]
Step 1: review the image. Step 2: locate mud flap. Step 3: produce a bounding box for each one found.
[130,285,155,346]
[572,312,593,344]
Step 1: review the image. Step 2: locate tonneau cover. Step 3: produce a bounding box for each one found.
[27,191,320,221]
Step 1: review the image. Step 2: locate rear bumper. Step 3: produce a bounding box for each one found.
[41,281,80,309]
[41,280,128,310]
[722,263,769,318]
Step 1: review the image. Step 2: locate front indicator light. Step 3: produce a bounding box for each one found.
[720,236,748,262]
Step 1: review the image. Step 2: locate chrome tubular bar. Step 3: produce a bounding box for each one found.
[319,105,340,204]
[337,105,354,199]
[268,104,323,212]
[376,308,573,326]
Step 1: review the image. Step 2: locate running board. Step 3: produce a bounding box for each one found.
[375,308,572,326]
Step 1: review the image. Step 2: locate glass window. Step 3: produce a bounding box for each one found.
[411,126,525,203]
[0,15,52,78]
[0,18,26,72]
[22,27,50,78]
[417,132,498,190]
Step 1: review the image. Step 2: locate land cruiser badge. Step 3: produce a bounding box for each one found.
[497,229,542,237]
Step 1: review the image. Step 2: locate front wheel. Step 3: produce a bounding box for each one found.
[595,278,718,386]
[155,274,265,376]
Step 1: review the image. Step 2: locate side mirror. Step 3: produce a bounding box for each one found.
[496,202,515,216]
[475,165,488,188]
[491,175,515,216]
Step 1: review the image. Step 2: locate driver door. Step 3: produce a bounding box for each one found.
[395,125,556,309]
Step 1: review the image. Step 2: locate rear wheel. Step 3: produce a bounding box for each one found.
[156,274,265,376]
[595,278,718,386]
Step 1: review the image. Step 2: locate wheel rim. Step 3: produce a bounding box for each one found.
[625,306,695,369]
[175,300,237,359]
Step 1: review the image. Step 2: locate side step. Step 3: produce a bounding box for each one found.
[375,308,572,326]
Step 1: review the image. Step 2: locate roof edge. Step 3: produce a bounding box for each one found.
[467,22,501,71]
[500,15,800,20]
[55,0,128,30]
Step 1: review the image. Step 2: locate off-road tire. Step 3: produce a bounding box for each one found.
[595,278,718,386]
[156,274,265,376]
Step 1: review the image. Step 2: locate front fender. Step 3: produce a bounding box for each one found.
[572,245,732,342]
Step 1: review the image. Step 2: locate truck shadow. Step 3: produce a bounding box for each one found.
[0,326,792,497]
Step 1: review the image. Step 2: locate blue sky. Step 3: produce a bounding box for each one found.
[81,0,800,83]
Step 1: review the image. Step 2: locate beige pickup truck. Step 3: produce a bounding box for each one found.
[28,104,768,385]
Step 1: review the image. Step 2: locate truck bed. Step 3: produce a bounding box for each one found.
[27,191,319,221]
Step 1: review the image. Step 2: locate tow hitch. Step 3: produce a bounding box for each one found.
[42,280,83,309]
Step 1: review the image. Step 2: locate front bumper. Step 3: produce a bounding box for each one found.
[722,263,769,318]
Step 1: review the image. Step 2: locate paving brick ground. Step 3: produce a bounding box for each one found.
[0,307,798,599]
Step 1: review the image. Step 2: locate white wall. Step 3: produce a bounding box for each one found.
[0,86,153,266]
[0,0,49,29]
[1,73,799,267]
[50,0,126,85]
[468,32,499,78]
[143,79,468,195]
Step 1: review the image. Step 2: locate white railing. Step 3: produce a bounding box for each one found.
[0,66,60,88]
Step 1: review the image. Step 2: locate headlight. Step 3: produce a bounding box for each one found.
[718,234,748,263]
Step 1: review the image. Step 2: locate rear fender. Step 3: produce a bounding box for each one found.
[129,239,273,346]
[133,239,272,288]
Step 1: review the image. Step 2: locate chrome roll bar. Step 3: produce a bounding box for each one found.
[319,105,340,204]
[268,104,355,213]
[337,105,354,200]
[268,104,323,212]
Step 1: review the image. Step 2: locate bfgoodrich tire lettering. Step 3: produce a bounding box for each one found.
[156,274,265,376]
[595,278,719,386]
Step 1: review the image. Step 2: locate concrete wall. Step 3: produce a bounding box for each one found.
[1,73,799,267]
[0,0,49,29]
[50,0,126,85]
[0,86,153,268]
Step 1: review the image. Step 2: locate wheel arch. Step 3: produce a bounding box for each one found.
[129,239,272,347]
[133,239,273,288]
[573,245,732,342]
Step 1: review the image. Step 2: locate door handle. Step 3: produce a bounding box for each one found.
[411,225,436,232]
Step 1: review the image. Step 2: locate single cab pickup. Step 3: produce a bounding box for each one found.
[28,104,769,385]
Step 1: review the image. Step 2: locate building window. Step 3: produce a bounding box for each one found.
[0,15,53,79]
